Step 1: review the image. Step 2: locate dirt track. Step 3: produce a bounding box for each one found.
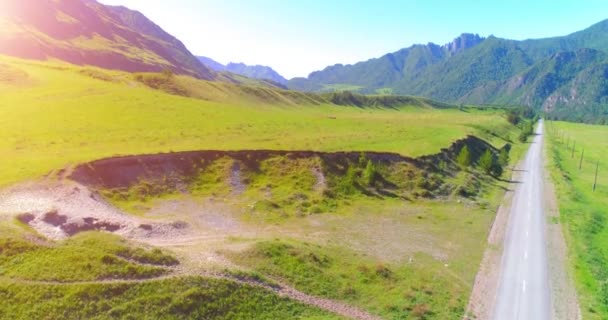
[0,179,382,320]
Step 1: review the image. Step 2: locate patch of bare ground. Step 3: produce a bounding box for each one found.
[312,167,327,192]
[0,180,190,241]
[543,148,581,320]
[464,162,523,319]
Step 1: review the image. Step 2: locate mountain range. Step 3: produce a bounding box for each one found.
[197,56,287,85]
[1,0,607,122]
[289,21,608,123]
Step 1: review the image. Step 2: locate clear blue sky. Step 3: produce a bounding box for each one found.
[99,0,608,79]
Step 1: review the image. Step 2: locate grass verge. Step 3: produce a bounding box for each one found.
[545,120,608,319]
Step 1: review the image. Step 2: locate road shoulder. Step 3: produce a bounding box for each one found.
[464,162,524,319]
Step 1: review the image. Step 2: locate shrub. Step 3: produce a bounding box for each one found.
[492,162,504,177]
[507,110,520,125]
[518,131,529,142]
[518,121,534,142]
[375,264,392,279]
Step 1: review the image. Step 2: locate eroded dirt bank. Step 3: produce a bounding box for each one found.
[68,135,498,190]
[1,135,503,242]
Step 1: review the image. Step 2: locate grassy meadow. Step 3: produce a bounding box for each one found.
[0,54,536,319]
[0,55,515,187]
[546,121,608,319]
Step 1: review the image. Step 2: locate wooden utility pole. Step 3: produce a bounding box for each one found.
[593,160,599,192]
[579,148,584,170]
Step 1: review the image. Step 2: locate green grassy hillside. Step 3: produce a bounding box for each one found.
[0,0,214,79]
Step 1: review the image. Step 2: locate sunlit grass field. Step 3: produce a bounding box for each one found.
[546,121,608,319]
[0,55,533,319]
[0,55,514,187]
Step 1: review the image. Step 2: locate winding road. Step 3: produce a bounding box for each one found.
[493,120,550,320]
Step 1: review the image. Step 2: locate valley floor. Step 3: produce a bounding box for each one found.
[0,55,536,319]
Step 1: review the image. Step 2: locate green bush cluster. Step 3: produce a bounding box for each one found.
[518,121,535,142]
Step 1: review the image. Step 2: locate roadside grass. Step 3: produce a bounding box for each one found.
[546,121,608,319]
[0,276,340,320]
[0,232,176,282]
[1,55,513,187]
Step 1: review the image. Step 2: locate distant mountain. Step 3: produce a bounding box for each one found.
[0,0,215,79]
[289,21,608,123]
[491,49,608,122]
[289,33,484,92]
[197,56,226,72]
[197,56,287,85]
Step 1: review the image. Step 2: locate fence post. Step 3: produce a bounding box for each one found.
[593,160,599,192]
[579,148,584,170]
[572,141,575,158]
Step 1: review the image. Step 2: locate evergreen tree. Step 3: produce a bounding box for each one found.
[339,166,358,195]
[456,146,471,167]
[363,159,376,186]
[498,148,510,167]
[479,149,494,174]
[358,152,367,167]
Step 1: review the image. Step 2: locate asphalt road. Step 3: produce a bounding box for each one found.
[493,120,550,320]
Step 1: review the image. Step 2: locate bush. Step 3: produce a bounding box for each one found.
[518,122,534,142]
[492,162,504,177]
[507,110,520,125]
[518,131,529,142]
[456,146,471,167]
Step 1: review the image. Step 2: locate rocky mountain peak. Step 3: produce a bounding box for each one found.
[443,33,485,55]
